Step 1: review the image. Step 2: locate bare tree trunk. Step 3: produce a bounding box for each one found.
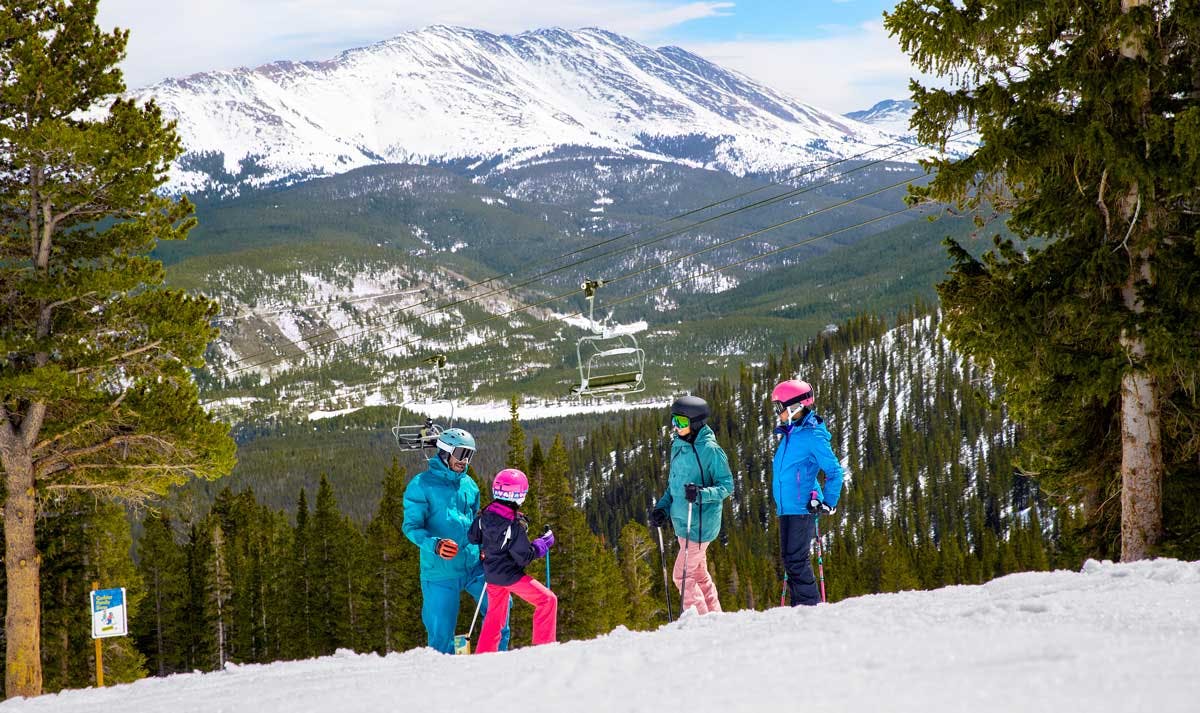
[1117,0,1163,562]
[1120,282,1163,560]
[1,446,43,698]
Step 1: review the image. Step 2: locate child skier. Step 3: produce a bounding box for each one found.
[468,468,557,652]
[770,379,844,605]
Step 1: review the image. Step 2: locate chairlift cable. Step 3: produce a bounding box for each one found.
[323,201,921,408]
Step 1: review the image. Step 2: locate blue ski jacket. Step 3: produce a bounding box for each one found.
[402,456,484,582]
[772,411,845,516]
[654,424,734,543]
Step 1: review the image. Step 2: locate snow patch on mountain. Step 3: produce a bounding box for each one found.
[132,26,909,193]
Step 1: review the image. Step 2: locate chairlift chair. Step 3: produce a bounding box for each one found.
[393,354,456,453]
[571,279,646,398]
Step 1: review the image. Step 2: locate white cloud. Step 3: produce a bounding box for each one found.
[673,21,939,113]
[97,0,736,88]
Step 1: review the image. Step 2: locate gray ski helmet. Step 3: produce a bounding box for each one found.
[670,395,710,429]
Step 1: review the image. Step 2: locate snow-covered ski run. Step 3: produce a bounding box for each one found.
[3,558,1196,713]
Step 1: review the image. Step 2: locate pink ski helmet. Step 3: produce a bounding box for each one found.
[771,379,814,418]
[492,468,529,504]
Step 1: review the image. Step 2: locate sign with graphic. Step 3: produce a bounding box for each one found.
[90,588,128,639]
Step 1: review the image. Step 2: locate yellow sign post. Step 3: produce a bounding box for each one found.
[90,582,127,687]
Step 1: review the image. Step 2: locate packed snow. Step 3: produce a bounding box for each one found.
[4,559,1196,712]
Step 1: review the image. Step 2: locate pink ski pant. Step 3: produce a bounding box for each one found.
[674,537,722,615]
[477,575,557,652]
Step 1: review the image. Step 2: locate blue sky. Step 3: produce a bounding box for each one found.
[663,0,895,41]
[98,1,922,112]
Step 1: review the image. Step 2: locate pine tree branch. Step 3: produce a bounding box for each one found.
[1096,168,1112,240]
[51,177,120,226]
[67,339,163,374]
[44,291,96,313]
[56,433,175,461]
[31,390,128,453]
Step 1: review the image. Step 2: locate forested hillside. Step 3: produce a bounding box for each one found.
[0,308,1073,689]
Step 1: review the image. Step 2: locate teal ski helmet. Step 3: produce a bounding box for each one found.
[436,428,476,465]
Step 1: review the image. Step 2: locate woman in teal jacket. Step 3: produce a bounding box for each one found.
[650,396,734,615]
[402,428,509,653]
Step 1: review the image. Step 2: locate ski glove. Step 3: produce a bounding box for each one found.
[806,498,836,516]
[649,508,669,527]
[434,539,459,559]
[531,531,555,558]
[684,483,700,503]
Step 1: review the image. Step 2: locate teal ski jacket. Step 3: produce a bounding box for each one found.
[402,456,484,581]
[772,410,844,516]
[654,425,734,543]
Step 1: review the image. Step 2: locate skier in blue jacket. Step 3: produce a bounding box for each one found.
[402,428,509,653]
[770,379,844,606]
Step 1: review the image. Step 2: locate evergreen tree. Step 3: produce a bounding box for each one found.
[886,0,1200,560]
[286,489,314,659]
[0,1,235,696]
[616,522,657,630]
[364,459,421,654]
[133,513,185,676]
[540,436,626,640]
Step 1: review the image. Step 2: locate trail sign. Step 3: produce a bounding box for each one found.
[90,587,128,639]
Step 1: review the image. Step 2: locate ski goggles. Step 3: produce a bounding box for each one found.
[773,393,812,415]
[437,441,476,463]
[670,414,691,430]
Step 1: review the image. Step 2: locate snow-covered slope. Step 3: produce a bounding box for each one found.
[135,26,903,193]
[846,99,918,136]
[7,559,1197,713]
[846,98,981,154]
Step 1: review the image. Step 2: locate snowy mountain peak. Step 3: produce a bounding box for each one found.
[131,26,904,194]
[845,99,917,135]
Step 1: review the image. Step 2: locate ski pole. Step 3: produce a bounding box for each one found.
[543,525,552,590]
[780,572,788,607]
[813,513,827,604]
[454,585,487,654]
[680,502,693,615]
[651,509,674,621]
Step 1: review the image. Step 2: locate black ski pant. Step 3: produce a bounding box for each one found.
[780,514,819,606]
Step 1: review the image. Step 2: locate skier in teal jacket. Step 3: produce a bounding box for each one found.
[771,379,844,606]
[650,395,734,615]
[402,428,509,653]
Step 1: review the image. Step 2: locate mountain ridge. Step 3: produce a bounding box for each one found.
[132,25,904,195]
